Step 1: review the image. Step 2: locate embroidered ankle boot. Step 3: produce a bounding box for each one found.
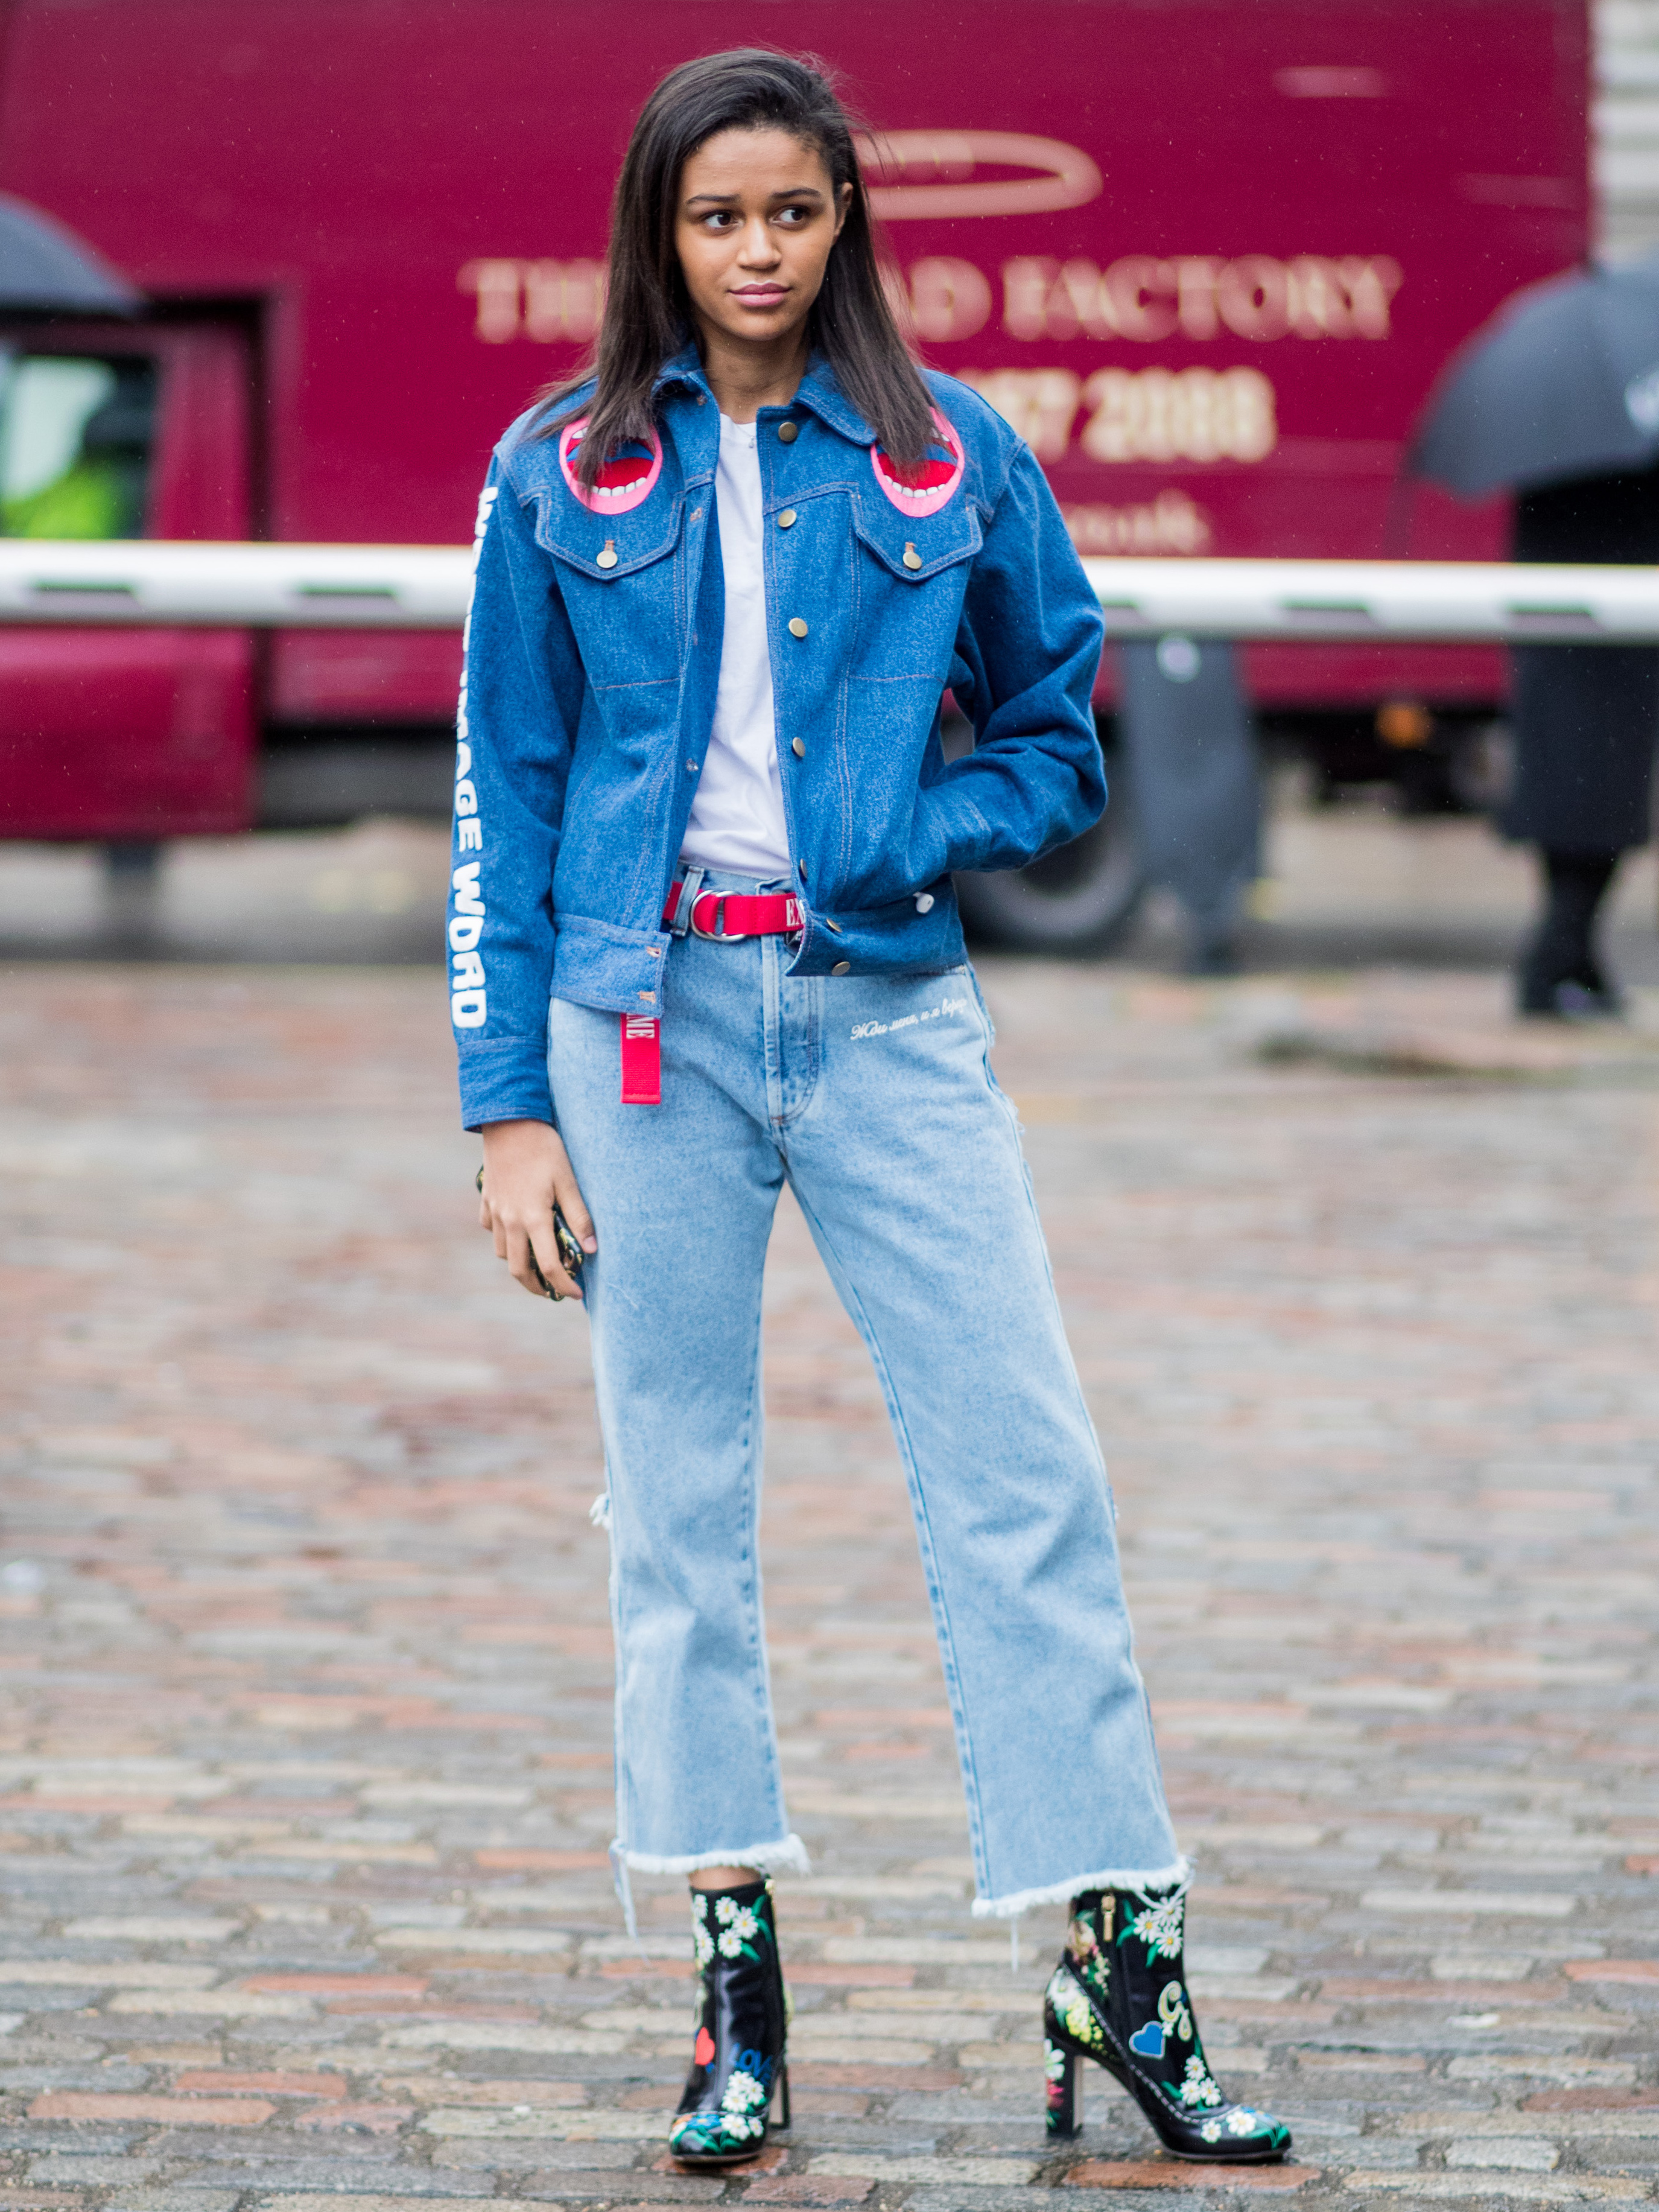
[668,1877,790,2167]
[1043,1881,1291,2163]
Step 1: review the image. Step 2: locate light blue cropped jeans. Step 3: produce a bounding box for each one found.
[547,871,1184,1920]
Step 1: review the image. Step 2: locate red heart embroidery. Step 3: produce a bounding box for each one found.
[694,2026,715,2067]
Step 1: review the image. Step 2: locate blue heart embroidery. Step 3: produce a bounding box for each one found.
[1128,2021,1166,2059]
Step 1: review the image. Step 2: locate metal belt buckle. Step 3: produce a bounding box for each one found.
[690,891,744,941]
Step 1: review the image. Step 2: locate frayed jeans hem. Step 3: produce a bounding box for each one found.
[971,1854,1191,1919]
[608,1834,811,1942]
[617,1834,812,1879]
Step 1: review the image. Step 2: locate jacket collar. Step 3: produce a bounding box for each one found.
[653,342,877,448]
[792,353,877,447]
[653,341,710,402]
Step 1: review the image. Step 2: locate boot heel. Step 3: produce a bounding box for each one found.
[774,2061,790,2132]
[1045,2032,1081,2139]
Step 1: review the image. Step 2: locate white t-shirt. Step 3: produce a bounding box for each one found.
[678,415,792,880]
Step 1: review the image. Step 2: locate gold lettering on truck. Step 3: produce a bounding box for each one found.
[1079,367,1277,463]
[957,370,1084,460]
[457,258,609,343]
[998,255,1401,342]
[961,366,1278,465]
[906,256,993,342]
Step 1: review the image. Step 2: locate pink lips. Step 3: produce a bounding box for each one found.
[732,285,787,305]
[871,407,965,518]
[559,419,664,515]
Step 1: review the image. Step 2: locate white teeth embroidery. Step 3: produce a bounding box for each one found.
[851,995,968,1041]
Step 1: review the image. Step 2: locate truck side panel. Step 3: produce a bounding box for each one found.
[0,0,1586,757]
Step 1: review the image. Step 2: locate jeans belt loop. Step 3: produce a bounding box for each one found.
[666,867,705,938]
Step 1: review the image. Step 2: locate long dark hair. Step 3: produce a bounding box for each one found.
[539,48,932,488]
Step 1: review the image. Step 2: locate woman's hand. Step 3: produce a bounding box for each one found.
[477,1120,597,1300]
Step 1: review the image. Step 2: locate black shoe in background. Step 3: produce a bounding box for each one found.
[1518,850,1622,1019]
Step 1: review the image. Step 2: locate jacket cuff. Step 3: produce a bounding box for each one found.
[456,1035,554,1132]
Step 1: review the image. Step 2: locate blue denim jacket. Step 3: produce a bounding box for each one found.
[448,345,1105,1129]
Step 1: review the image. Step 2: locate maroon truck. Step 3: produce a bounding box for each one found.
[0,0,1588,939]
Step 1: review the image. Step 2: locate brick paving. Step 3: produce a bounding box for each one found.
[1,958,1657,2211]
[1,806,1655,983]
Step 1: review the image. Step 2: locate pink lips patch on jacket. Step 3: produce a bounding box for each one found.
[558,418,664,514]
[871,407,964,518]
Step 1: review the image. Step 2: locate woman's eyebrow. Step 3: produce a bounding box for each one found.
[682,186,826,207]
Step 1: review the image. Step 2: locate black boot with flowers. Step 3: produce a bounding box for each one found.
[668,1878,789,2167]
[1043,1882,1291,2163]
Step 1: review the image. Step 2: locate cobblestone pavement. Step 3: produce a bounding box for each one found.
[2,959,1657,2212]
[1,807,1655,982]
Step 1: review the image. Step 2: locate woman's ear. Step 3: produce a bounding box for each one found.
[834,180,853,238]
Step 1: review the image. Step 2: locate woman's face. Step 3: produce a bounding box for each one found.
[675,127,851,353]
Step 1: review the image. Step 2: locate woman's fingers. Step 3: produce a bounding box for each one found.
[553,1170,598,1254]
[530,1218,583,1301]
[504,1218,554,1298]
[496,1210,582,1300]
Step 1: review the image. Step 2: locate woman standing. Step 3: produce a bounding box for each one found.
[457,48,1288,2172]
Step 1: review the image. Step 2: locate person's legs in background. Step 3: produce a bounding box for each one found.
[1506,638,1657,1020]
[1518,848,1622,1017]
[1116,637,1263,976]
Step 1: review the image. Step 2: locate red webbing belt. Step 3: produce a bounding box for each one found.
[620,887,805,1105]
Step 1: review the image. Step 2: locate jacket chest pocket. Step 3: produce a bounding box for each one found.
[533,494,690,690]
[849,498,983,681]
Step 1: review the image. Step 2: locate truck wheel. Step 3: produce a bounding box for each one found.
[953,772,1143,955]
[104,840,164,942]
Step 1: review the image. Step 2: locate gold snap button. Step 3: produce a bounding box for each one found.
[788,617,808,639]
[596,541,618,570]
[778,509,796,529]
[791,737,805,759]
[831,960,851,975]
[778,420,799,443]
[902,543,922,571]
[823,918,843,935]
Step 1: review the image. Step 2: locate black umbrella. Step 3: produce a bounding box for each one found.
[0,191,141,314]
[1412,254,1659,498]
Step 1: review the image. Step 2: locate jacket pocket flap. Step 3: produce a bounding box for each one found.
[528,489,686,580]
[852,498,982,583]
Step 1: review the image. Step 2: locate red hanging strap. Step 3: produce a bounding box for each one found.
[620,1013,661,1105]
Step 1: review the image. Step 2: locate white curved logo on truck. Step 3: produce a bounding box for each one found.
[854,132,1103,220]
